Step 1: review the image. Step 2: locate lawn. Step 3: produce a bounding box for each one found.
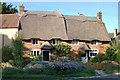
[2,72,96,79]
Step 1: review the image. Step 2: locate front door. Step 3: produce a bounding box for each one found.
[43,51,49,61]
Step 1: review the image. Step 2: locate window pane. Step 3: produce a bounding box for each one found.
[34,51,36,56]
[36,39,38,44]
[37,51,39,56]
[90,53,92,56]
[33,39,35,44]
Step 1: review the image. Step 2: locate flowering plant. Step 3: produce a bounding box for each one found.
[42,61,87,75]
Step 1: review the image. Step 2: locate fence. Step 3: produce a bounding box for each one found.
[82,62,103,70]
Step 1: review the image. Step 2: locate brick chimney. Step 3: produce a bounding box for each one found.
[97,11,102,21]
[19,3,24,14]
[114,28,117,37]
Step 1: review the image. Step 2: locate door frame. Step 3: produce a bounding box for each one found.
[42,50,51,61]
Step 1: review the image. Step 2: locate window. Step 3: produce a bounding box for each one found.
[31,39,39,45]
[90,41,98,45]
[89,49,98,57]
[72,40,79,45]
[52,39,60,45]
[30,50,40,57]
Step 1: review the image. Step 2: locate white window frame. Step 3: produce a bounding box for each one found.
[30,49,40,57]
[72,40,79,45]
[31,39,39,45]
[52,39,60,45]
[90,41,98,45]
[42,50,51,61]
[89,49,98,57]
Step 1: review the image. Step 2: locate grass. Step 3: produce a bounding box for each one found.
[2,72,96,79]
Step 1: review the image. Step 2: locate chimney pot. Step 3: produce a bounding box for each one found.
[114,28,117,37]
[19,3,24,14]
[97,11,102,21]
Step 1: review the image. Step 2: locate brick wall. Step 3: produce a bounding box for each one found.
[23,39,110,57]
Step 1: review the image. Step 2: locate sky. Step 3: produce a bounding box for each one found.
[6,2,118,33]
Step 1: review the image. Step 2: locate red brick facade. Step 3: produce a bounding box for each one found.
[23,39,110,58]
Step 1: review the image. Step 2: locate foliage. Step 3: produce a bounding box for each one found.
[0,2,18,14]
[24,68,42,74]
[52,44,71,57]
[70,54,82,62]
[2,46,14,62]
[91,41,120,63]
[42,61,87,75]
[30,55,42,61]
[2,67,24,74]
[12,36,25,68]
[106,41,120,63]
[86,65,95,74]
[10,59,31,68]
[90,54,108,63]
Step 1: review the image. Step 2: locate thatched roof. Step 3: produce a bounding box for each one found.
[0,14,20,28]
[19,11,68,40]
[19,11,111,41]
[64,15,110,41]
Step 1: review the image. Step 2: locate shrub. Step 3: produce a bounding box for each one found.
[52,44,71,57]
[24,68,42,74]
[11,59,31,68]
[90,54,108,63]
[2,67,24,74]
[2,46,14,62]
[42,61,87,75]
[86,66,95,74]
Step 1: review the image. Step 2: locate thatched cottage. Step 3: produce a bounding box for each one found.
[18,4,110,63]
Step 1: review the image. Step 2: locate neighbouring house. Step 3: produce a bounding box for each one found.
[0,14,20,47]
[109,28,120,44]
[18,4,110,63]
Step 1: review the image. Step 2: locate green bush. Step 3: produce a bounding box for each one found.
[24,68,42,74]
[86,66,95,74]
[11,59,31,68]
[2,67,24,74]
[90,54,108,63]
[2,46,14,62]
[52,44,71,57]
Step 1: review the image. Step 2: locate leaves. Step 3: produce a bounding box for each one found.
[1,2,18,14]
[52,44,71,57]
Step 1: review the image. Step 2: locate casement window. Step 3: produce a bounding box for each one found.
[90,41,98,45]
[52,39,60,45]
[30,50,40,57]
[72,40,79,45]
[89,49,98,57]
[31,39,39,45]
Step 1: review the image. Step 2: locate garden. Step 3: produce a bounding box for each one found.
[90,41,120,74]
[2,36,120,78]
[2,36,97,79]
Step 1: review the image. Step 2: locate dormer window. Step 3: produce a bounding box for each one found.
[72,40,79,45]
[52,39,60,45]
[31,39,39,45]
[90,41,98,45]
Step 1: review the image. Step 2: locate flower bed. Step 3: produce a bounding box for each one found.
[42,61,87,75]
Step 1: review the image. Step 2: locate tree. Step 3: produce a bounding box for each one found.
[0,2,18,14]
[12,36,24,68]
